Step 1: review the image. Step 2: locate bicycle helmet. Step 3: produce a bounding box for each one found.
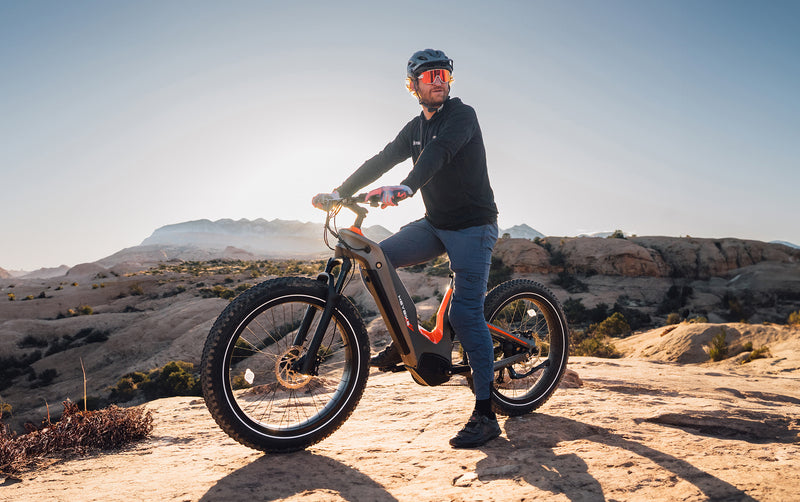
[407,49,453,78]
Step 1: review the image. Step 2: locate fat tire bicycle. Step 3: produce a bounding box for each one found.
[200,194,570,452]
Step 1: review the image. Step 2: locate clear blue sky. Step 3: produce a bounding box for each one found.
[2,0,798,270]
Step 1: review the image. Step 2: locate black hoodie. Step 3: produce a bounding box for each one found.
[336,97,498,230]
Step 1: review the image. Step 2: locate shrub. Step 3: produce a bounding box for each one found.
[592,312,631,338]
[741,346,771,364]
[707,327,729,361]
[608,229,626,239]
[7,293,14,301]
[0,352,42,391]
[570,329,620,358]
[18,335,48,349]
[574,336,620,358]
[109,361,201,403]
[0,401,12,420]
[548,249,566,267]
[665,313,682,325]
[563,297,588,325]
[656,285,693,315]
[553,271,588,293]
[32,368,59,388]
[199,285,236,300]
[788,310,800,326]
[129,283,144,296]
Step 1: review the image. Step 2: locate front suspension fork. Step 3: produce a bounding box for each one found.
[293,257,352,375]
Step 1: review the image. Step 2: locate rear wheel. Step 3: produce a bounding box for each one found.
[201,277,369,452]
[485,279,569,416]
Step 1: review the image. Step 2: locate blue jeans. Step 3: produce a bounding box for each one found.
[380,218,499,400]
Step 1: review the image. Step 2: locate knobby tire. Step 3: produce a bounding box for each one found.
[201,277,369,453]
[485,279,570,416]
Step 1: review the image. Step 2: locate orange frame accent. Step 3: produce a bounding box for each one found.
[417,286,452,344]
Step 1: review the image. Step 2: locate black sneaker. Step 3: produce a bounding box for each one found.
[449,412,501,448]
[369,342,402,368]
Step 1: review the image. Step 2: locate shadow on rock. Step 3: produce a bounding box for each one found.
[199,451,397,501]
[473,414,757,502]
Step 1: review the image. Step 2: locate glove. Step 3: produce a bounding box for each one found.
[365,185,413,209]
[311,190,340,210]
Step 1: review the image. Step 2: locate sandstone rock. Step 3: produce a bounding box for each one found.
[560,237,668,277]
[493,238,551,273]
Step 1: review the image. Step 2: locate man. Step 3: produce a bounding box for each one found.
[312,49,500,448]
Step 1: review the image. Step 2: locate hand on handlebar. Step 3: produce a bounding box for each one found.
[365,185,412,209]
[311,190,340,210]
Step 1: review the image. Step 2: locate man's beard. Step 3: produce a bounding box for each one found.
[419,87,449,109]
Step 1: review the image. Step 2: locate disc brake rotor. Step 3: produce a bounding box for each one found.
[276,346,313,389]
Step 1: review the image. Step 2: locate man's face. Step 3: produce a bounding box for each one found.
[415,71,450,107]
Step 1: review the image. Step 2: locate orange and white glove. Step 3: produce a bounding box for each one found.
[311,190,340,210]
[365,185,412,209]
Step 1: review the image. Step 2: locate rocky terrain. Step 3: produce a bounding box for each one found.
[1,230,799,500]
[2,331,798,501]
[494,236,800,325]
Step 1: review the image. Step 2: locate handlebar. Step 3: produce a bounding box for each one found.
[318,188,408,235]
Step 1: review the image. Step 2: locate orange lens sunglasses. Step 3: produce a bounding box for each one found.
[417,68,452,84]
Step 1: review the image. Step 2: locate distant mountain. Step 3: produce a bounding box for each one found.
[96,218,393,268]
[772,240,800,250]
[501,224,545,240]
[15,265,71,279]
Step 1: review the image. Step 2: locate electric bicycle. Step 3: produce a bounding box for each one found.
[200,194,570,452]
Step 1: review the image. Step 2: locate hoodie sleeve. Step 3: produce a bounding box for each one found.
[335,118,417,198]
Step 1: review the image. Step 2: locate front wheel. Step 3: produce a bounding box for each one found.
[201,277,370,452]
[485,279,569,416]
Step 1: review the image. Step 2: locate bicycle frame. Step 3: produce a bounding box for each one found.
[297,199,535,386]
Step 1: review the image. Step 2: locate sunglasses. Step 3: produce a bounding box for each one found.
[416,68,452,85]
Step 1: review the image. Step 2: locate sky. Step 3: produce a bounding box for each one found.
[2,0,799,271]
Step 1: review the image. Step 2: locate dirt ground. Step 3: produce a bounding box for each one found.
[3,353,799,501]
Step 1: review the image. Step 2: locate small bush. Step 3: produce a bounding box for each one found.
[592,312,631,338]
[570,329,620,358]
[129,283,144,296]
[788,310,800,326]
[7,293,14,301]
[741,346,771,364]
[199,285,236,300]
[18,335,48,349]
[109,361,201,403]
[665,313,682,325]
[553,271,588,293]
[0,401,12,420]
[707,327,729,362]
[563,297,588,325]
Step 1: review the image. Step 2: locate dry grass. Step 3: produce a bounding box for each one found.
[0,400,153,475]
